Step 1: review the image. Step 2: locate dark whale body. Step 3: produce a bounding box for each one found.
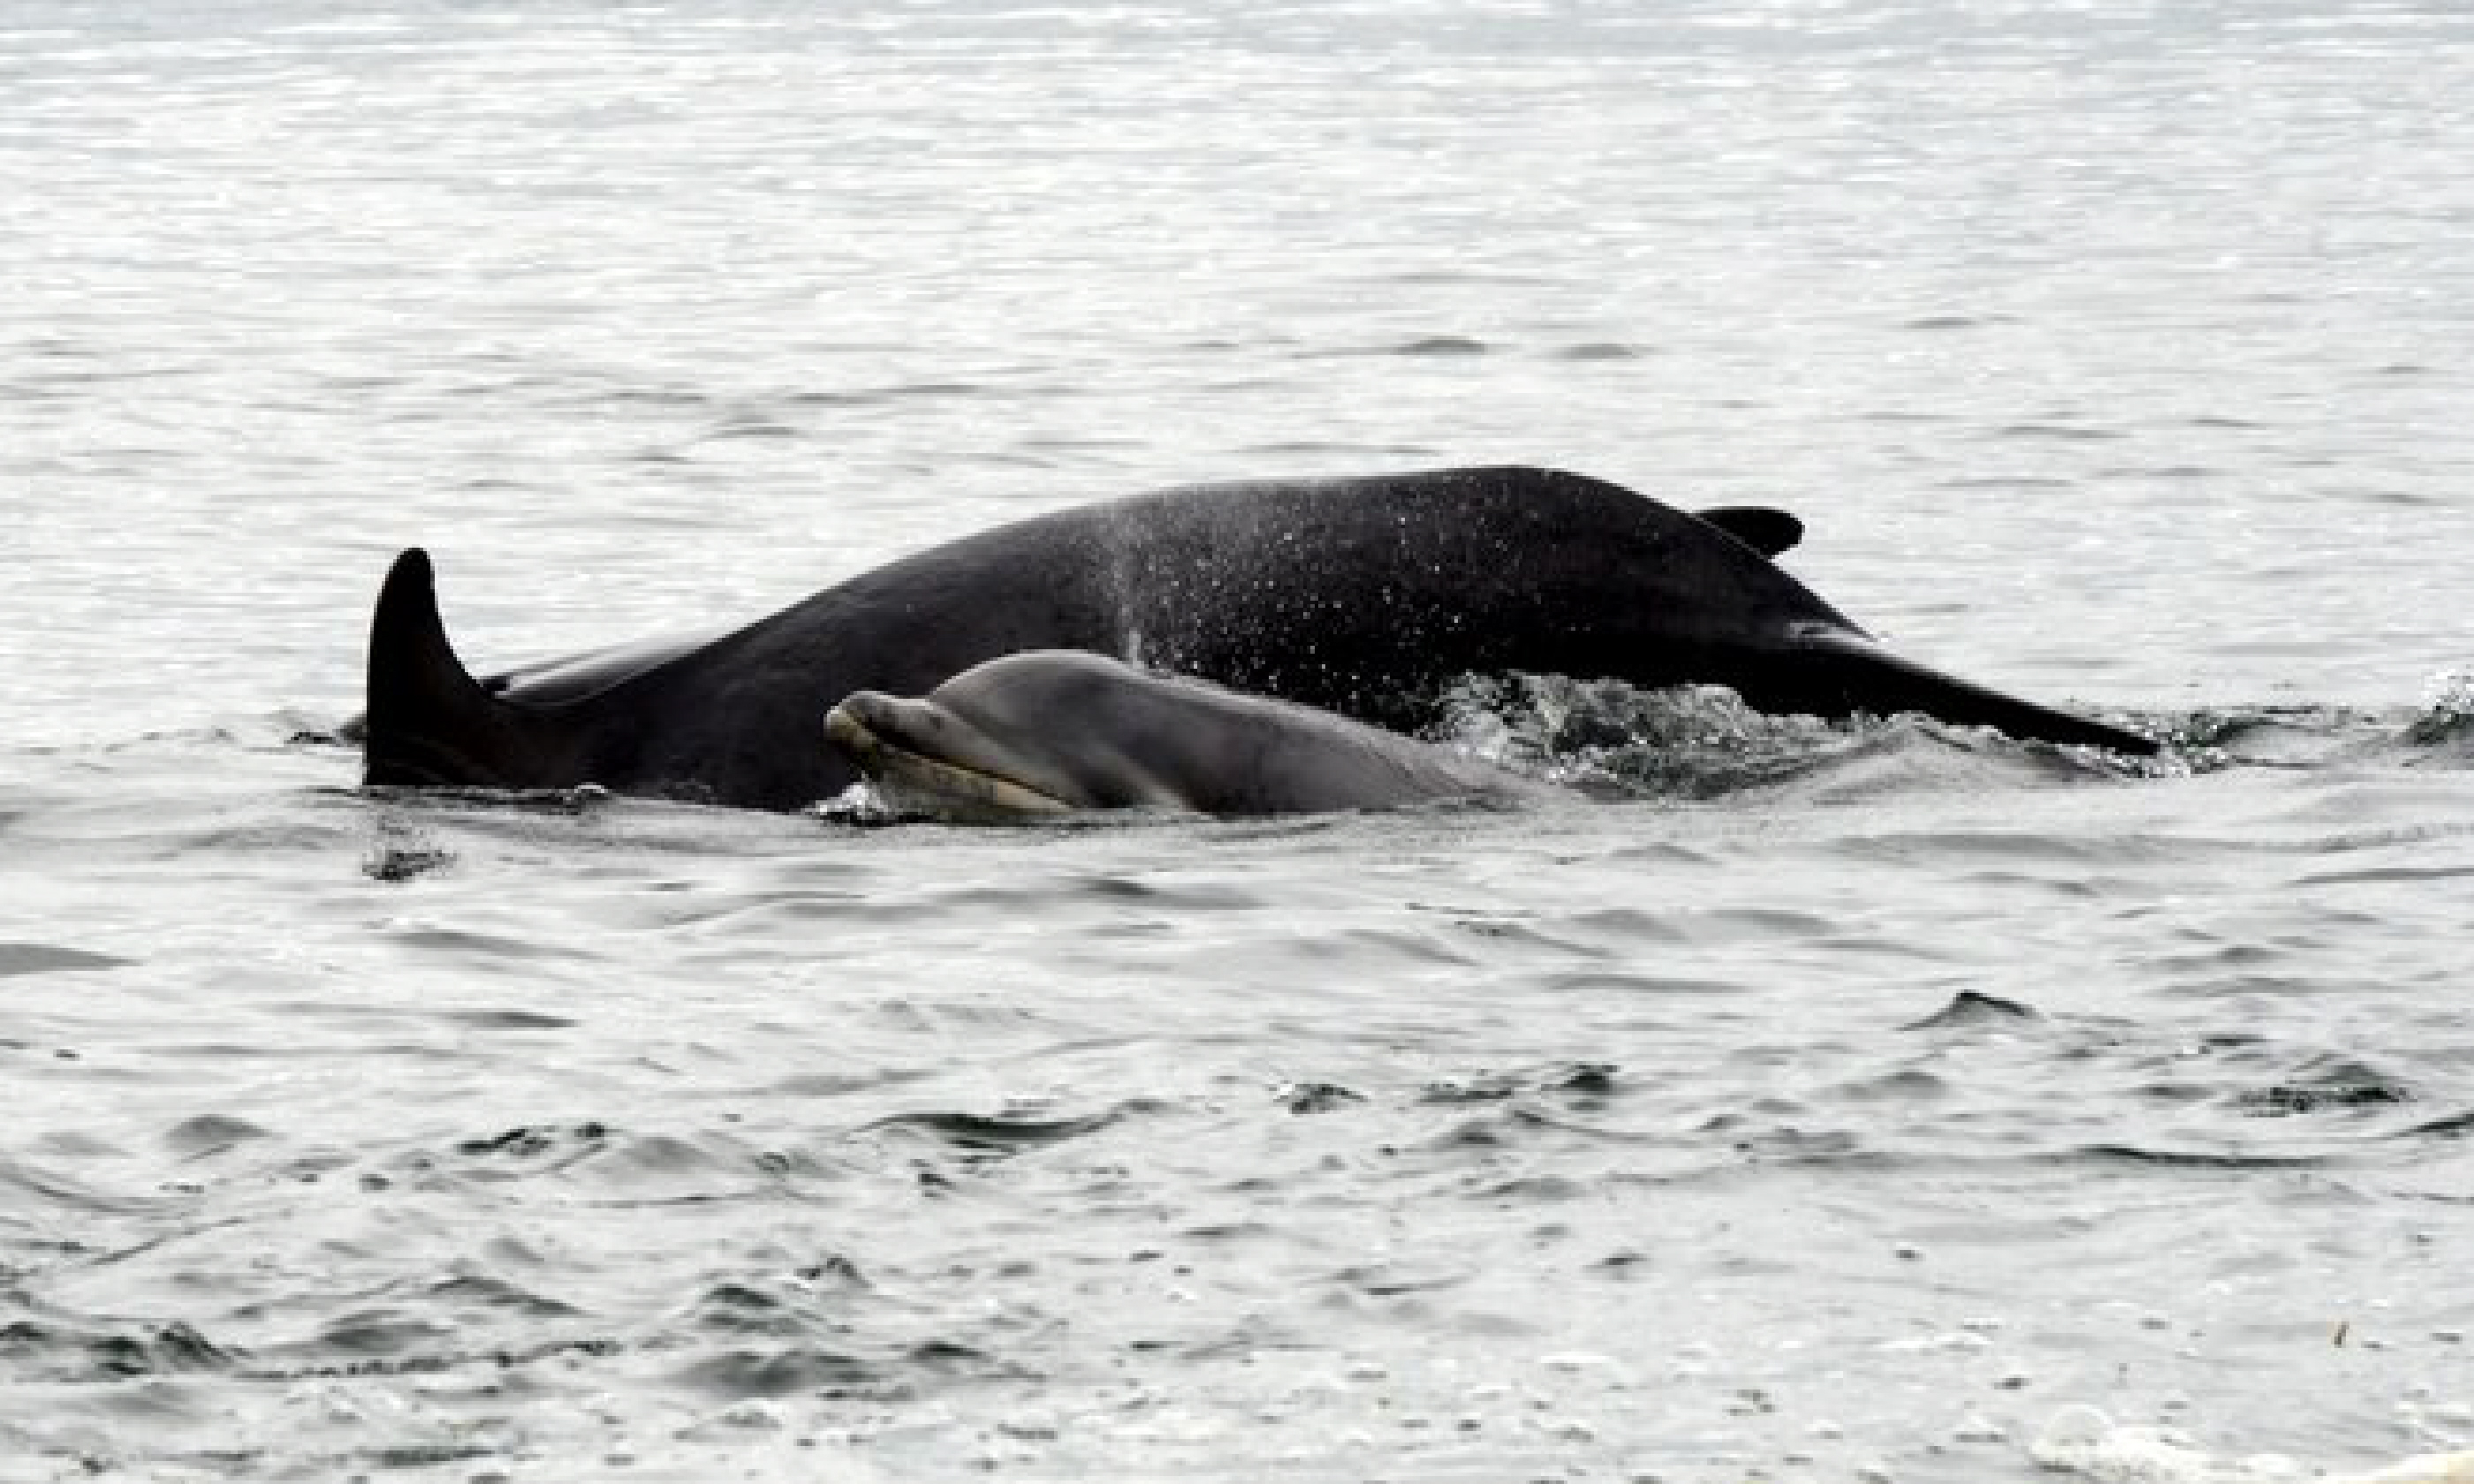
[363,466,2151,811]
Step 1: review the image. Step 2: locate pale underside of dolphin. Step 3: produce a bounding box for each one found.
[362,466,2153,812]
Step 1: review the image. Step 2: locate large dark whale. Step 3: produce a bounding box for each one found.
[363,466,2153,811]
[826,650,1558,819]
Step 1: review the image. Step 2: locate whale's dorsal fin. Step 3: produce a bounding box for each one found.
[363,549,561,789]
[1696,505,1804,558]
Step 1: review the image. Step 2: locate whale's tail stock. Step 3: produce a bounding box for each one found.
[1760,625,2158,756]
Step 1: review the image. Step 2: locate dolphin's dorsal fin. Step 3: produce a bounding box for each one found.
[1696,505,1804,558]
[363,549,550,788]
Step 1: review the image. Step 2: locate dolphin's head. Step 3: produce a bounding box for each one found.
[823,651,1198,819]
[825,692,1084,819]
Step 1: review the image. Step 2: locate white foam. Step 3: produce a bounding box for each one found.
[2031,1406,2474,1484]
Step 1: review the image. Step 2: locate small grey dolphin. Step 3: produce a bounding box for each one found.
[824,650,1553,820]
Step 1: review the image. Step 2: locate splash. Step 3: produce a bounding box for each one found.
[1432,671,2151,799]
[2405,668,2474,746]
[2032,1406,2474,1484]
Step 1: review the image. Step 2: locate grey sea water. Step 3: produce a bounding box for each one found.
[5,3,2473,1480]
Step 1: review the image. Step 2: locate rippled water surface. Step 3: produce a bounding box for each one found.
[6,4,2474,1480]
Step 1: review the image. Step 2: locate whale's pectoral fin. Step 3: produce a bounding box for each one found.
[363,549,565,790]
[1695,506,1805,559]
